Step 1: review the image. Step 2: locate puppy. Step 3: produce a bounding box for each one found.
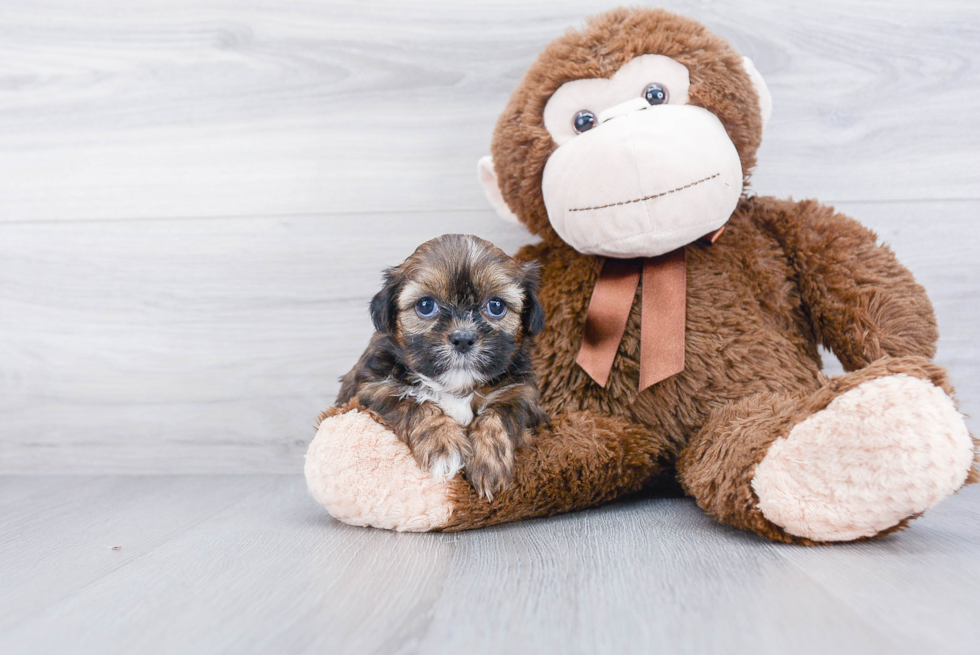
[336,234,549,500]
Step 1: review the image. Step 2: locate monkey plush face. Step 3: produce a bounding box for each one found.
[540,54,746,257]
[479,8,772,256]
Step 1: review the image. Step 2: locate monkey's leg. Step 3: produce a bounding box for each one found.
[306,404,667,532]
[676,356,976,544]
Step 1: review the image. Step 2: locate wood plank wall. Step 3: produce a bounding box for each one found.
[1,0,977,472]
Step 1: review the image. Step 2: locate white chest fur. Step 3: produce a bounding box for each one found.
[405,381,475,426]
[432,391,475,426]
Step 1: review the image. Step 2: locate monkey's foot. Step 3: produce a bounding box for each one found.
[752,373,975,542]
[305,409,457,532]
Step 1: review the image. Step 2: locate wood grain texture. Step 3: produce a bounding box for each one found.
[1,475,978,654]
[1,201,977,473]
[0,1,977,471]
[0,199,975,473]
[0,0,977,223]
[0,475,277,633]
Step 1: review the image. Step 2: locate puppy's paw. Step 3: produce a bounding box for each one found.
[465,413,517,501]
[428,449,465,482]
[410,417,471,482]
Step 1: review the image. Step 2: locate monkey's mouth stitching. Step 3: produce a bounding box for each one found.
[568,173,721,212]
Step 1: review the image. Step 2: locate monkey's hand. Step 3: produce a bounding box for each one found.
[407,412,471,482]
[464,411,518,502]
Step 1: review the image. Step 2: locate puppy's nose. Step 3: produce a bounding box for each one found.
[449,330,477,353]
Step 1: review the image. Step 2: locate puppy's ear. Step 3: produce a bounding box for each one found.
[369,268,400,334]
[520,262,546,336]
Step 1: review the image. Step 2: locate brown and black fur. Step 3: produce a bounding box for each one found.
[422,8,976,539]
[337,234,549,499]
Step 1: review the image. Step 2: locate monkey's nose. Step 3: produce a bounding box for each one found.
[449,330,477,353]
[598,97,650,124]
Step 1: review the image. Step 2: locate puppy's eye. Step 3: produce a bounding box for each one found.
[415,298,439,318]
[485,298,507,318]
[572,110,597,134]
[643,83,668,105]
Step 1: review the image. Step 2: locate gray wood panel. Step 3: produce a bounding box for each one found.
[1,1,978,471]
[1,475,978,654]
[1,201,976,472]
[0,0,977,224]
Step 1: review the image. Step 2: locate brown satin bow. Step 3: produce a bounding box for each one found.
[575,227,725,390]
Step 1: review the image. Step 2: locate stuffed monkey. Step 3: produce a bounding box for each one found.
[306,7,976,544]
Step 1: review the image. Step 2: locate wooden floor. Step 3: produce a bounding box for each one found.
[1,475,979,654]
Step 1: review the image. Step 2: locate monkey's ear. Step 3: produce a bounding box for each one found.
[741,56,772,130]
[369,269,400,334]
[477,156,521,224]
[520,262,546,336]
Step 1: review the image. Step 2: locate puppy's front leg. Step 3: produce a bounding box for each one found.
[466,411,516,502]
[404,403,471,481]
[467,384,550,501]
[353,380,471,481]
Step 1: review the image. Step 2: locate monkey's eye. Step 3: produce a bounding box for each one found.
[415,298,439,318]
[643,83,669,105]
[485,298,507,318]
[572,110,597,134]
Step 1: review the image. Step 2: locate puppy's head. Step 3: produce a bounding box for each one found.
[370,234,545,393]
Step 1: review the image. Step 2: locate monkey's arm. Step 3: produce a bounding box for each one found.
[752,197,938,371]
[308,404,669,531]
[443,410,668,529]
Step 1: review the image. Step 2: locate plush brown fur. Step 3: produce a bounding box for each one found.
[446,410,667,531]
[429,8,978,540]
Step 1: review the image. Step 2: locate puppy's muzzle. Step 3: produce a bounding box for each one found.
[450,329,477,354]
